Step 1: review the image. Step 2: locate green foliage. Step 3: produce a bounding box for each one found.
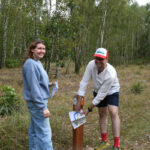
[5,59,21,68]
[131,82,144,94]
[138,4,150,57]
[60,61,65,68]
[0,86,21,116]
[0,0,150,72]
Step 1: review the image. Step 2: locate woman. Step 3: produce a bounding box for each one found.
[22,39,53,150]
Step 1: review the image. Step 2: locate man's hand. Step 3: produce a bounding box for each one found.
[83,109,89,116]
[43,109,51,118]
[83,104,95,116]
[74,95,83,112]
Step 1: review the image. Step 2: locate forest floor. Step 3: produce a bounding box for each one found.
[0,64,150,150]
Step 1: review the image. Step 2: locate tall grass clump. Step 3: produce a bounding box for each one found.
[131,82,144,94]
[0,86,21,116]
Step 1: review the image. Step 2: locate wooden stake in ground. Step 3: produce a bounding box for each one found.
[73,98,84,150]
[73,125,84,150]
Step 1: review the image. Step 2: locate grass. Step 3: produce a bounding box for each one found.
[0,64,150,150]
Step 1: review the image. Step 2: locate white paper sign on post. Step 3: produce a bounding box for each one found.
[51,81,58,99]
[69,111,86,129]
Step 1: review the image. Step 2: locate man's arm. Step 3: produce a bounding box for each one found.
[75,62,92,111]
[92,76,115,106]
[77,62,92,96]
[83,103,95,116]
[84,76,115,116]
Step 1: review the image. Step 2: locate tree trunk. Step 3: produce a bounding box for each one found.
[75,28,82,74]
[100,9,107,47]
[0,16,8,68]
[47,34,55,76]
[50,0,52,14]
[96,1,107,48]
[75,59,80,74]
[65,55,71,74]
[75,45,81,74]
[55,54,59,79]
[11,37,15,57]
[34,0,38,37]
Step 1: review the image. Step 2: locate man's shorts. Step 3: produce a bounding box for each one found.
[93,91,119,107]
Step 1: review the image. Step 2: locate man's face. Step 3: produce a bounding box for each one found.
[95,57,108,72]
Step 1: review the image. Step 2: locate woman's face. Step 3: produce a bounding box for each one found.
[32,43,46,60]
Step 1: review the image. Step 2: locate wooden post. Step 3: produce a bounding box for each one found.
[73,125,83,150]
[73,97,84,150]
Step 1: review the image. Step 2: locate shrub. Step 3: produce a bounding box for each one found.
[0,86,21,116]
[5,59,21,68]
[131,82,144,94]
[60,62,65,68]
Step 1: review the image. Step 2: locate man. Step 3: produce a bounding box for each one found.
[75,48,120,150]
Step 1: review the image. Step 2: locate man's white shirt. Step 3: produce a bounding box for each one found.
[78,60,120,105]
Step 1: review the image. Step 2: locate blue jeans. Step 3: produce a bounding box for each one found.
[26,101,53,150]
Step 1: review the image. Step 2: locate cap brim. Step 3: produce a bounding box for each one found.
[93,54,106,59]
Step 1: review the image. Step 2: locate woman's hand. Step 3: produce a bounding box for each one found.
[43,109,51,118]
[49,82,55,87]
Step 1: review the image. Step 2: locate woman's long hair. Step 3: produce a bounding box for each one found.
[25,39,45,61]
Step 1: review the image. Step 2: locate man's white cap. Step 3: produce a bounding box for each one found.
[93,48,108,59]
